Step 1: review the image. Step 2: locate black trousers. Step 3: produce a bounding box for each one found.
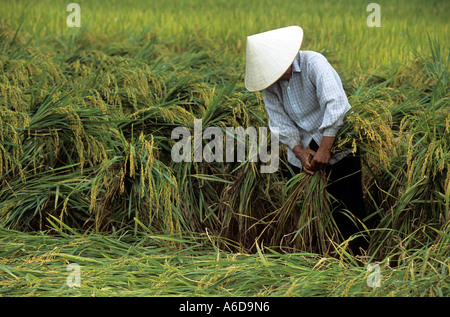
[283,140,368,254]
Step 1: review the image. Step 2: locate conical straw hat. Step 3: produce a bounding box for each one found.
[245,26,303,92]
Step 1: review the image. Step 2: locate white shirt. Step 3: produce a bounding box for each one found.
[263,51,352,168]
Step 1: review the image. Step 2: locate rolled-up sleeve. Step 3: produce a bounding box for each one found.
[263,88,302,150]
[308,56,351,137]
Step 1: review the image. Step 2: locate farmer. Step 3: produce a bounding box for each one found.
[244,26,368,255]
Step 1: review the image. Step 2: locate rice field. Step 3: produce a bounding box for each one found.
[0,226,448,297]
[0,0,449,297]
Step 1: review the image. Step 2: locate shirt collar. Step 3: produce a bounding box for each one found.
[292,52,301,73]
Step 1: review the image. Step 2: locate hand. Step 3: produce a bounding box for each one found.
[309,136,335,171]
[310,147,331,171]
[292,145,316,175]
